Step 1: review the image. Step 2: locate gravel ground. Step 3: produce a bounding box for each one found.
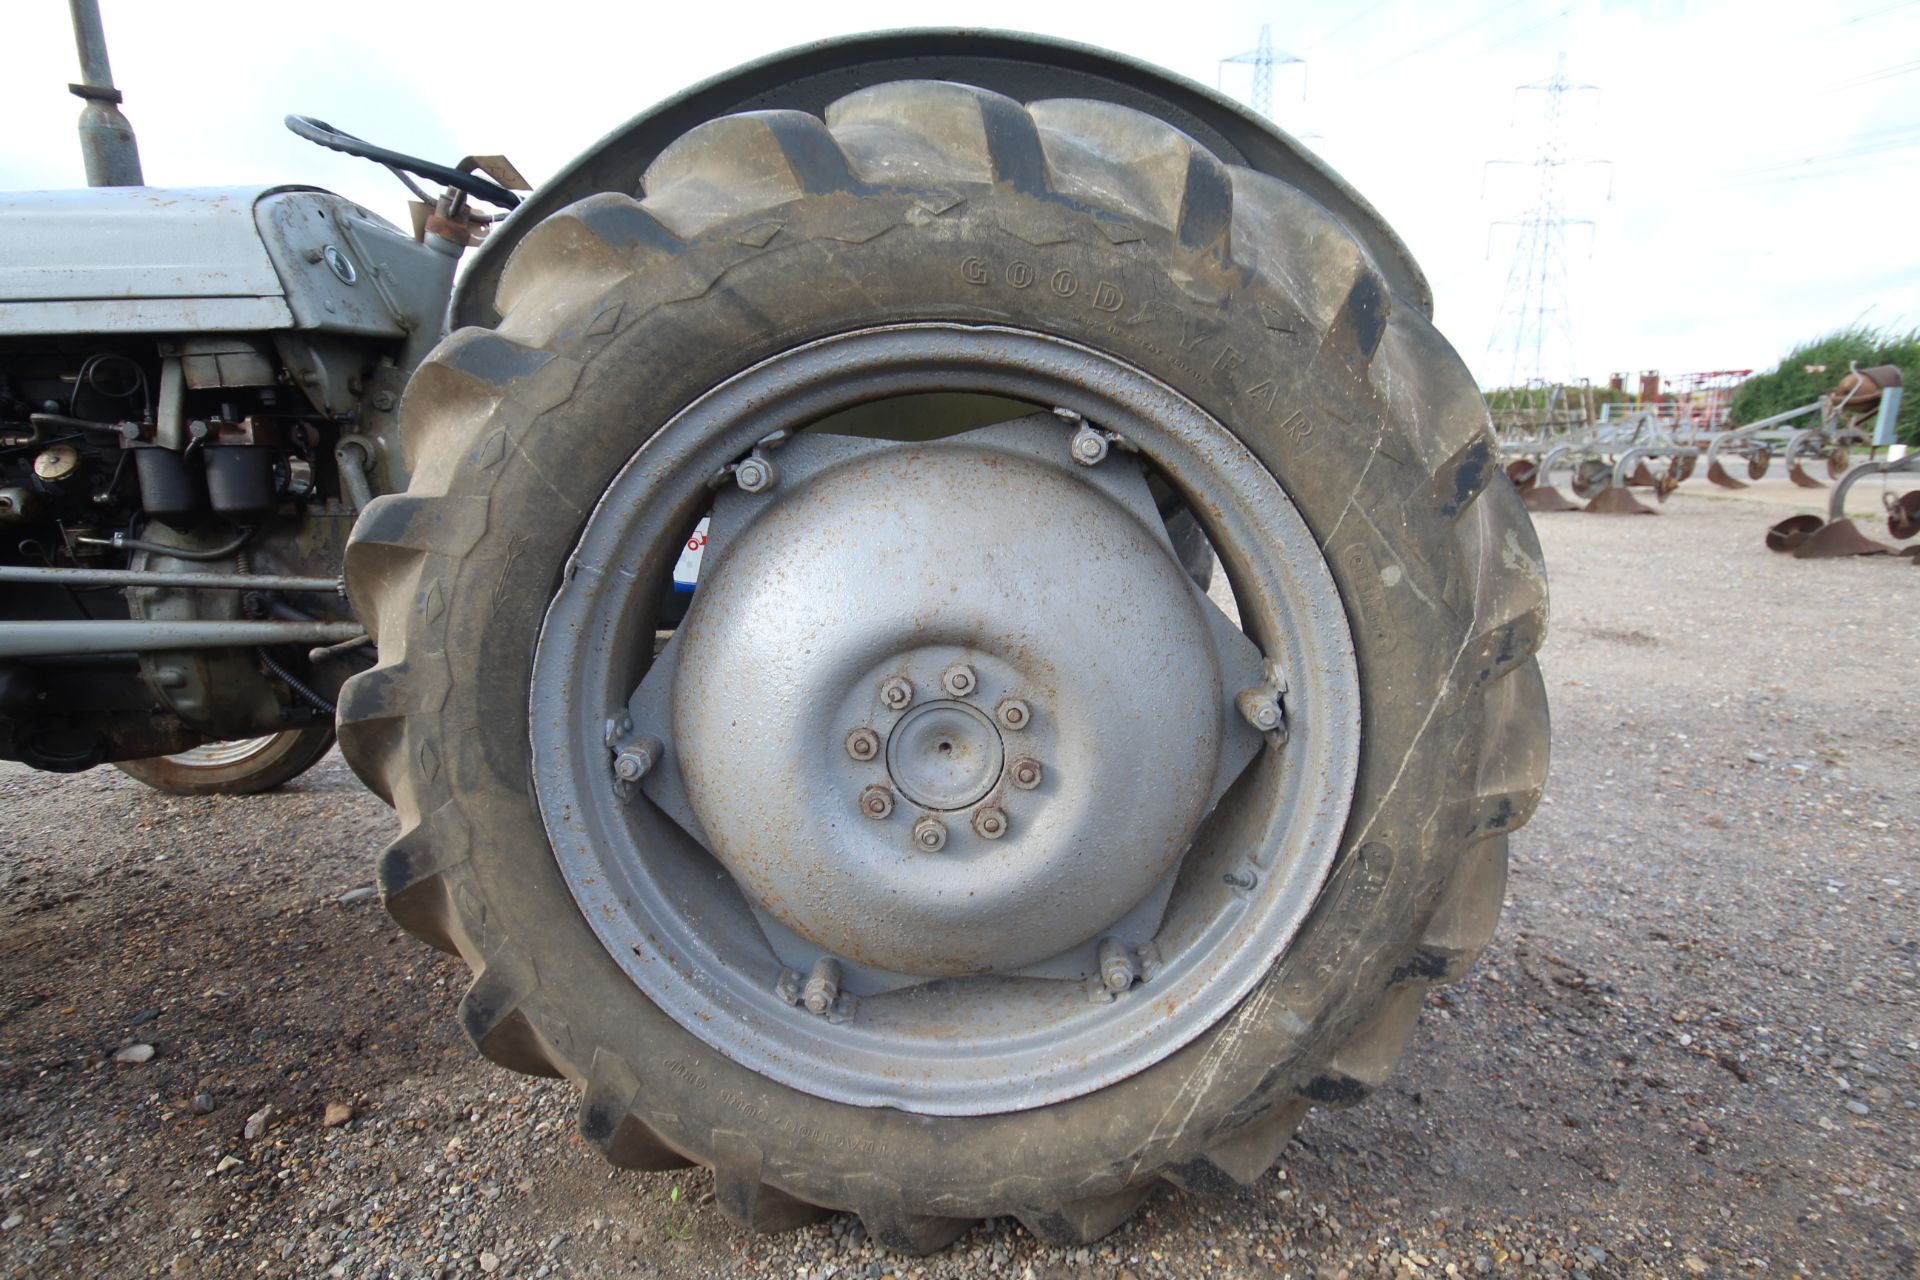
[1,481,1914,1280]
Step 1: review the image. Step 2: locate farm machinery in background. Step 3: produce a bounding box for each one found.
[1496,365,1918,559]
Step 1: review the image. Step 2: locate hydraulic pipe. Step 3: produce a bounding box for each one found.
[0,620,363,659]
[0,565,342,593]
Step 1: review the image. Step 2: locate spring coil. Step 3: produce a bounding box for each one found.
[258,648,335,717]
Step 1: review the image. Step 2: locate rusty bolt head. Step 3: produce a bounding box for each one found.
[912,816,948,852]
[941,664,978,698]
[734,456,776,493]
[996,698,1031,731]
[1010,757,1043,790]
[858,784,895,820]
[844,727,880,761]
[971,807,1008,840]
[1070,425,1109,466]
[879,676,915,711]
[1237,687,1283,733]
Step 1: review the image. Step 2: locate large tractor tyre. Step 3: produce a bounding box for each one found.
[338,82,1549,1252]
[114,726,335,797]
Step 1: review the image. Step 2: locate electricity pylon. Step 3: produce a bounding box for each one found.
[1484,54,1611,391]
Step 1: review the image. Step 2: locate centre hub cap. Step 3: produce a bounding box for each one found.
[885,701,1002,811]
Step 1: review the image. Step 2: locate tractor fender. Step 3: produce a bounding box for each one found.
[449,28,1431,330]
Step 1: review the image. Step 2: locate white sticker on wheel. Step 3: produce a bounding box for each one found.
[671,517,708,593]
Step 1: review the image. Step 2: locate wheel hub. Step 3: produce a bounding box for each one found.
[527,324,1360,1114]
[642,424,1249,976]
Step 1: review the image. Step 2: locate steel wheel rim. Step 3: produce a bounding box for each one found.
[529,324,1360,1115]
[160,735,281,769]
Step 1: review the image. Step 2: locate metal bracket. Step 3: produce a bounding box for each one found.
[776,959,859,1023]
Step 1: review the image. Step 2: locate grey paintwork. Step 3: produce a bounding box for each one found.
[0,186,453,348]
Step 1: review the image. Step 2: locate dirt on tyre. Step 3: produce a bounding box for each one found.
[114,726,335,797]
[338,82,1549,1252]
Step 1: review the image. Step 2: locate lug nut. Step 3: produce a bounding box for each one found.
[971,807,1008,840]
[845,727,880,761]
[879,676,915,711]
[1070,424,1109,466]
[1010,757,1043,790]
[734,455,776,493]
[1097,937,1136,994]
[941,664,978,698]
[996,698,1030,731]
[912,816,948,852]
[858,784,895,820]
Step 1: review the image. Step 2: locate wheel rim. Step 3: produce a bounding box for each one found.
[160,735,282,769]
[530,324,1360,1115]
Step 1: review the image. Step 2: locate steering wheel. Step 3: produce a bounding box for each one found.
[284,115,521,209]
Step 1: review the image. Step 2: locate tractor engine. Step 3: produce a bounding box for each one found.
[0,185,452,771]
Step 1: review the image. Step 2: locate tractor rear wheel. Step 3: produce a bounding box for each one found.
[338,82,1549,1252]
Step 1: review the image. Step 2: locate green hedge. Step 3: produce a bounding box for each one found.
[1729,326,1918,447]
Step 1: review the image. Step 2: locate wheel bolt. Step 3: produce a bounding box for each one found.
[1070,424,1109,466]
[612,739,658,783]
[1010,757,1043,790]
[942,664,977,698]
[879,676,915,711]
[845,727,880,761]
[971,807,1008,840]
[1236,687,1284,733]
[912,816,948,852]
[996,698,1030,731]
[801,957,841,1017]
[734,456,776,493]
[858,784,894,820]
[1097,937,1135,994]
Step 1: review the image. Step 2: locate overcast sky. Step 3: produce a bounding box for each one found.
[4,0,1915,387]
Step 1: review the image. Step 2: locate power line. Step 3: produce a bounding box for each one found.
[1360,0,1532,78]
[1834,57,1920,87]
[1308,0,1399,48]
[1472,4,1576,60]
[1824,0,1920,30]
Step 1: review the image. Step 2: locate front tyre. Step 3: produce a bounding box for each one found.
[114,726,335,796]
[339,82,1549,1252]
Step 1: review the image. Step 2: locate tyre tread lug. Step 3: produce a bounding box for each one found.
[579,1049,695,1171]
[710,1131,830,1233]
[457,955,563,1079]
